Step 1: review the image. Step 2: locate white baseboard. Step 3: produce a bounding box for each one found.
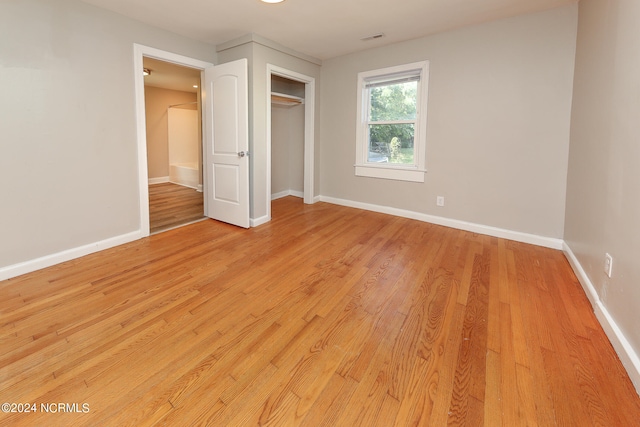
[251,214,270,227]
[562,242,599,306]
[319,196,564,249]
[0,230,144,282]
[595,303,640,394]
[169,180,200,191]
[563,243,640,394]
[148,176,169,185]
[271,190,289,200]
[271,190,304,200]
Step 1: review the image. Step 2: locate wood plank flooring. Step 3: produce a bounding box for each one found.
[1,197,639,426]
[149,182,204,234]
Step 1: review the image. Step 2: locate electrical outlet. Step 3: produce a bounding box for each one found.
[436,196,445,207]
[604,253,613,278]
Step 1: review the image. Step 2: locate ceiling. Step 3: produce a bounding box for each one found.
[81,0,576,61]
[143,57,201,93]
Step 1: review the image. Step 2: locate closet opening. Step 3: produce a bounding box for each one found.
[266,64,316,221]
[270,74,305,202]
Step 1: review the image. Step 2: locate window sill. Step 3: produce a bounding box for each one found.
[354,164,426,182]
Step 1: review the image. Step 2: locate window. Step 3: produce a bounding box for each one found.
[355,61,429,182]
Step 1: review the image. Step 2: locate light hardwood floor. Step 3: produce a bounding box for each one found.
[1,197,639,426]
[149,182,204,234]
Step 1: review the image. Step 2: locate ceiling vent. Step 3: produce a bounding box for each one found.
[361,32,385,42]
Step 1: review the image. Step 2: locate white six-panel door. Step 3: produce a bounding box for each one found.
[204,59,250,228]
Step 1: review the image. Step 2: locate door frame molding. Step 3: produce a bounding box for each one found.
[133,44,213,236]
[266,64,316,221]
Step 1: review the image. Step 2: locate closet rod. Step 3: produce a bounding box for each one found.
[271,92,304,106]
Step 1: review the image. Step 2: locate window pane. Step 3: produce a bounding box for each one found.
[368,124,415,164]
[369,81,417,121]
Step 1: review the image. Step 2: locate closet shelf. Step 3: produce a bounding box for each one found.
[271,92,304,107]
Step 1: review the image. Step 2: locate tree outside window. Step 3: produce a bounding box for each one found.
[355,61,429,183]
[368,80,417,164]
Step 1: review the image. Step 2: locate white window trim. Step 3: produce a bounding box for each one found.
[355,60,429,183]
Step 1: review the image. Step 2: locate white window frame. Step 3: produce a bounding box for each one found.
[355,60,429,182]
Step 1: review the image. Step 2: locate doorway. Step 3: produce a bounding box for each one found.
[133,45,214,237]
[143,57,204,233]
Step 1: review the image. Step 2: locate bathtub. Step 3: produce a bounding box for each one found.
[169,162,202,191]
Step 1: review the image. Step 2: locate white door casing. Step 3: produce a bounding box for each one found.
[204,58,250,228]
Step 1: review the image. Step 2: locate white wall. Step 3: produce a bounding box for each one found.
[564,0,640,390]
[320,5,578,239]
[145,86,198,179]
[168,107,199,167]
[0,0,216,273]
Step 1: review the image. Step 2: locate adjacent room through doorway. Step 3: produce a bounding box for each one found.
[143,57,205,233]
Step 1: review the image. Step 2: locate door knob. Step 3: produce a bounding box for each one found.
[238,151,249,157]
